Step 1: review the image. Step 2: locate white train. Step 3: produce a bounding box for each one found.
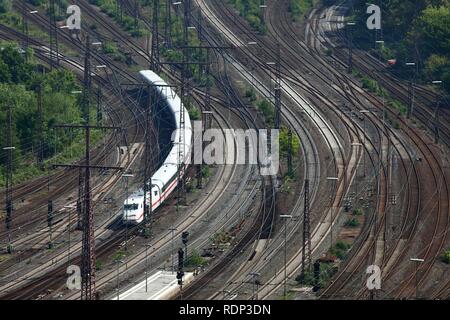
[123,70,192,224]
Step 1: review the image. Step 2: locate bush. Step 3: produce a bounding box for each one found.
[185,250,207,268]
[201,166,211,178]
[245,87,257,101]
[102,41,118,55]
[279,127,300,157]
[344,218,360,228]
[188,106,200,121]
[330,241,351,260]
[442,249,450,264]
[0,0,11,14]
[96,260,103,271]
[257,99,274,126]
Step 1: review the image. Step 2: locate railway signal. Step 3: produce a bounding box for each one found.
[177,248,185,299]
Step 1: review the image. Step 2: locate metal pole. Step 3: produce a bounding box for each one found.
[363,118,367,177]
[68,207,71,264]
[116,261,120,300]
[414,262,420,299]
[284,218,287,298]
[145,246,149,292]
[125,177,129,251]
[170,227,176,274]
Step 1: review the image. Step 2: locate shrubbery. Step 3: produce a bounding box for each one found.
[0,43,87,186]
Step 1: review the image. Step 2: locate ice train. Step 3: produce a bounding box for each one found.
[122,70,192,223]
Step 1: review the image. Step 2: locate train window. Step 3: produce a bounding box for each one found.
[124,204,138,210]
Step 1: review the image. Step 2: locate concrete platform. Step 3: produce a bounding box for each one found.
[114,271,194,300]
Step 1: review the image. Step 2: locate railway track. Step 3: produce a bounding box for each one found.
[179,0,374,299]
[303,2,449,299]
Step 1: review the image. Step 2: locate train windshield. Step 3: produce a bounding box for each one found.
[124,204,139,211]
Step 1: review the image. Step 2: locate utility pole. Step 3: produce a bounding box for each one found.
[177,0,190,208]
[118,0,124,23]
[197,8,203,41]
[169,227,177,273]
[4,105,14,254]
[259,1,266,27]
[301,179,311,278]
[96,87,102,126]
[82,36,92,123]
[47,179,54,249]
[52,125,122,300]
[182,231,189,264]
[198,49,211,189]
[274,43,281,130]
[280,214,292,298]
[22,1,29,59]
[165,0,172,48]
[346,22,356,74]
[143,84,154,238]
[49,0,59,69]
[410,258,424,300]
[287,128,293,176]
[77,168,84,230]
[134,0,139,32]
[432,80,443,144]
[406,62,416,119]
[151,0,160,72]
[36,83,45,170]
[52,36,123,300]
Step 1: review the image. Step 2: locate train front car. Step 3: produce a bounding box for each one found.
[123,189,145,224]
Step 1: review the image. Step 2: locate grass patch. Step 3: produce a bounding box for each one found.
[185,249,207,268]
[344,218,360,228]
[112,249,127,262]
[228,0,267,34]
[330,241,351,260]
[256,99,274,126]
[289,0,315,22]
[296,262,338,289]
[441,248,450,264]
[210,230,232,246]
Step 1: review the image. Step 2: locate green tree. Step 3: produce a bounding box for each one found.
[279,127,300,157]
[0,0,11,14]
